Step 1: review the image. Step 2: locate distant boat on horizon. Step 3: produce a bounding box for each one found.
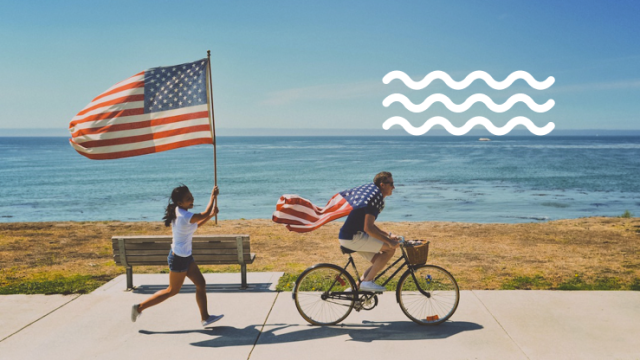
[479,138,491,141]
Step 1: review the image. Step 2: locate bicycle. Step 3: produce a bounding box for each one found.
[292,238,459,326]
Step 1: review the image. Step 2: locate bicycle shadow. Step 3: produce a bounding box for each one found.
[139,320,483,348]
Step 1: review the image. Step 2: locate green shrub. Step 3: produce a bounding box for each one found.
[501,275,551,290]
[620,210,633,218]
[556,275,623,290]
[0,275,108,295]
[276,272,300,291]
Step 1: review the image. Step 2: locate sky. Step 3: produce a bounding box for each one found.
[0,0,639,135]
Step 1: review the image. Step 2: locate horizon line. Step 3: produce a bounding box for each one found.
[2,127,640,137]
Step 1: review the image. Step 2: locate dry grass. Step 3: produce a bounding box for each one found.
[1,217,639,292]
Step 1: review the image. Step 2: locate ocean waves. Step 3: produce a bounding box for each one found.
[382,70,555,136]
[383,93,554,113]
[382,116,555,136]
[383,70,555,90]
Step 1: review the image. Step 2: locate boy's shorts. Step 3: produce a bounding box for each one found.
[339,231,384,262]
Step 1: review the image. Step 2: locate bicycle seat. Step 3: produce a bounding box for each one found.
[340,246,356,254]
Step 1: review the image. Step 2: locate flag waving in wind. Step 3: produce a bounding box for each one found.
[69,58,213,160]
[272,183,384,233]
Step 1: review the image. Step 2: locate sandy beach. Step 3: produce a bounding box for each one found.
[1,217,639,293]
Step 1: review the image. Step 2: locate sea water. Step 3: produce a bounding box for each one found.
[1,136,639,223]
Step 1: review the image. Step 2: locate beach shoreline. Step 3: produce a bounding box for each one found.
[1,217,639,293]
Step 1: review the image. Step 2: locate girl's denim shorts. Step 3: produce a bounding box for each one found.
[167,250,194,272]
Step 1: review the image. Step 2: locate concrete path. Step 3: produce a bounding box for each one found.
[1,273,639,360]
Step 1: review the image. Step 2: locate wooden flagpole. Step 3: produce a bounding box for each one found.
[206,50,218,225]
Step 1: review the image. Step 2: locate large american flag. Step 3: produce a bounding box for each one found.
[272,183,384,233]
[69,58,213,160]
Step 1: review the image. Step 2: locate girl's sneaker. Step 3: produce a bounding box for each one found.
[131,304,141,322]
[202,314,224,327]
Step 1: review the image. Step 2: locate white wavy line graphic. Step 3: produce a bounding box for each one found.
[383,70,555,90]
[382,116,555,136]
[383,93,554,113]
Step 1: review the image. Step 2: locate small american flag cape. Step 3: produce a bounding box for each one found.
[272,183,384,233]
[69,58,213,160]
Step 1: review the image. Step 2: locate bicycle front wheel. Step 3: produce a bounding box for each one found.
[397,264,460,325]
[293,264,357,326]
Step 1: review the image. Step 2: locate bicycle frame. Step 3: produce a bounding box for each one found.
[327,245,431,301]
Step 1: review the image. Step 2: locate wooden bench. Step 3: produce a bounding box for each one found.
[112,235,255,290]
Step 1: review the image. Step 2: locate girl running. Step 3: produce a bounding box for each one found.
[131,184,222,327]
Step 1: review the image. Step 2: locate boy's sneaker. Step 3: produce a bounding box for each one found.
[131,304,141,322]
[359,281,385,292]
[202,314,224,327]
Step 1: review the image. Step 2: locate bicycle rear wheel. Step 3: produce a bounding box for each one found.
[293,264,357,325]
[397,264,460,325]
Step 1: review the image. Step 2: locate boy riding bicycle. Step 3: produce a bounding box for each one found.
[338,171,400,292]
[275,171,460,326]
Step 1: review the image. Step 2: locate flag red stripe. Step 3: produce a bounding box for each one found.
[281,197,346,217]
[284,209,353,233]
[90,81,145,104]
[74,94,146,118]
[77,124,211,148]
[70,137,212,160]
[275,196,317,211]
[320,198,349,215]
[70,107,146,127]
[276,194,345,216]
[270,216,306,226]
[275,207,321,223]
[71,111,210,137]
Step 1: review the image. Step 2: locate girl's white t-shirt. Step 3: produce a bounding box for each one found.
[171,207,198,256]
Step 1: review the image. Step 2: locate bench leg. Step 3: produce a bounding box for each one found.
[126,267,133,290]
[240,264,248,290]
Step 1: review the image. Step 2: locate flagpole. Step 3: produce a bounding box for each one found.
[206,50,218,225]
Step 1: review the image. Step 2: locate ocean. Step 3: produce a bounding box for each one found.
[1,136,639,223]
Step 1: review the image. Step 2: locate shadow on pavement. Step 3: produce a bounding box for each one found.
[139,320,482,347]
[133,283,274,294]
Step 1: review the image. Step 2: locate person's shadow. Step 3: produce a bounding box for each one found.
[139,320,483,347]
[133,283,273,294]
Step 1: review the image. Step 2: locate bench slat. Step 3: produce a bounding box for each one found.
[113,243,250,253]
[112,239,250,245]
[112,235,249,243]
[120,254,255,262]
[112,248,250,256]
[113,242,247,251]
[115,253,256,265]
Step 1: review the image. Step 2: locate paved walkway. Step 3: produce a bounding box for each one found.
[1,273,639,360]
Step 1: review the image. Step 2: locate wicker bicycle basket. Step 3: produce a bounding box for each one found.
[404,240,430,265]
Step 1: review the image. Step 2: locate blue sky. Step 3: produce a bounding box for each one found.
[0,0,639,134]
